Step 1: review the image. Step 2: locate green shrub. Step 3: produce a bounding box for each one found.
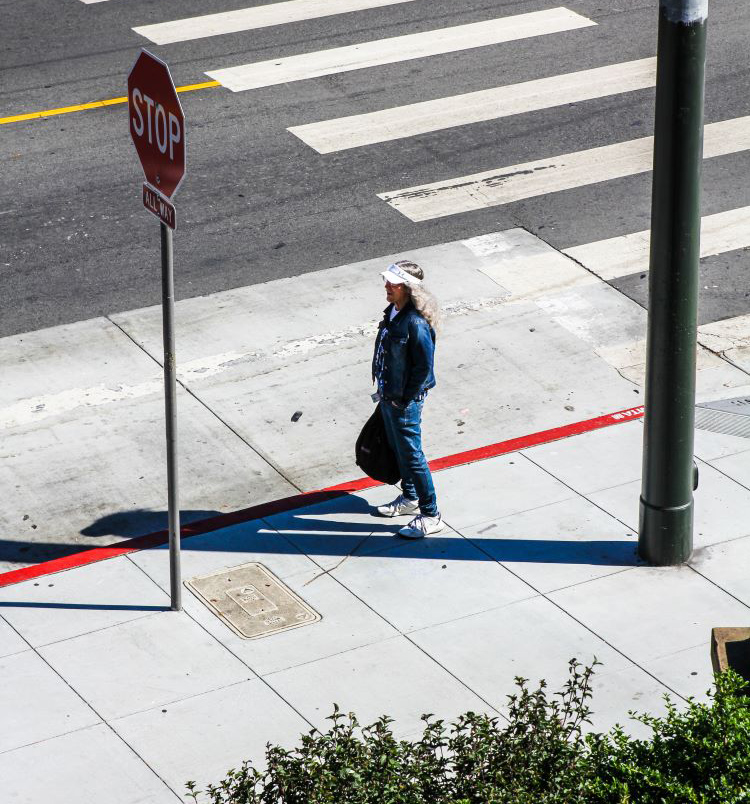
[185,661,750,804]
[585,670,750,803]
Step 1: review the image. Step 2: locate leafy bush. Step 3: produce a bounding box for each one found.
[186,660,750,804]
[586,670,750,804]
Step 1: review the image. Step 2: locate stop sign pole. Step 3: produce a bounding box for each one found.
[128,50,186,611]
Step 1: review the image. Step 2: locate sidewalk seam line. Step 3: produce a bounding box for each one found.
[696,334,750,382]
[11,623,182,800]
[125,553,318,733]
[107,671,252,722]
[450,492,580,534]
[401,589,542,638]
[259,632,404,679]
[696,454,750,496]
[21,610,163,651]
[106,315,304,492]
[519,451,640,537]
[691,531,750,553]
[650,640,712,662]
[542,566,635,595]
[685,563,750,614]
[476,452,688,702]
[285,539,508,720]
[0,719,102,758]
[463,533,687,703]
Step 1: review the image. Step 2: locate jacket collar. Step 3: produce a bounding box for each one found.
[382,299,414,321]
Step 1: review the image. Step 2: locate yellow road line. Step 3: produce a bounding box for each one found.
[0,80,221,125]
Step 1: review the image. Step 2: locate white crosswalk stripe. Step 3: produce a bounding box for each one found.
[289,57,656,153]
[206,8,596,91]
[563,206,750,280]
[133,0,419,45]
[378,116,750,221]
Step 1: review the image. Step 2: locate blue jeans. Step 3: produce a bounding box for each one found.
[380,399,438,517]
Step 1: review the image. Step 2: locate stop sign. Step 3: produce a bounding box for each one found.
[128,50,186,199]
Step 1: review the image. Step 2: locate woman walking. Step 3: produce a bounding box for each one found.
[372,260,443,539]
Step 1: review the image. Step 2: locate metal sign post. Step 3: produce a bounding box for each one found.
[160,221,181,610]
[128,50,186,610]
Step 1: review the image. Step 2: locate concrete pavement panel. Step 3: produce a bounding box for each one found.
[0,649,100,753]
[0,316,297,571]
[693,426,750,461]
[408,595,635,725]
[326,530,537,633]
[112,677,310,796]
[38,610,252,721]
[431,453,575,531]
[521,419,645,496]
[549,565,750,697]
[588,460,750,551]
[172,564,399,677]
[0,722,176,804]
[458,495,638,593]
[0,615,28,658]
[0,555,169,647]
[263,634,496,741]
[690,535,750,611]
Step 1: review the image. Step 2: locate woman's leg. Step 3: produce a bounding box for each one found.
[381,402,419,501]
[387,400,438,516]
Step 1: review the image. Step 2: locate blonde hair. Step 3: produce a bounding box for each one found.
[394,259,441,333]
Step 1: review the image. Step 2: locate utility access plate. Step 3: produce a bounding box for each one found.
[185,563,321,639]
[696,395,750,439]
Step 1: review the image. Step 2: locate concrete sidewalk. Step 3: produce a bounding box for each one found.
[4,227,750,570]
[3,226,750,802]
[3,414,750,803]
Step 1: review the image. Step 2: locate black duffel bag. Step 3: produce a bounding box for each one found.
[355,403,401,484]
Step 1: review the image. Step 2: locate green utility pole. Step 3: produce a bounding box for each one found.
[639,0,708,565]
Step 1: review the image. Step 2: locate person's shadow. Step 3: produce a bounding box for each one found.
[80,508,221,539]
[0,508,221,567]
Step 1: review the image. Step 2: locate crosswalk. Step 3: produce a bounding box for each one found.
[103,0,750,329]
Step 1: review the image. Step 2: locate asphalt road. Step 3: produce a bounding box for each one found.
[2,0,749,337]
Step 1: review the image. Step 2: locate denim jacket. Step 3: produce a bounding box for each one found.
[372,301,436,407]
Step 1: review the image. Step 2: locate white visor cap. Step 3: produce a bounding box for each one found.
[381,263,422,285]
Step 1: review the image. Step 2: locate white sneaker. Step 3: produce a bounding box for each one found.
[398,513,444,539]
[376,494,419,517]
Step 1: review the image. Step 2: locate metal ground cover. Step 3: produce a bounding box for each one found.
[185,562,321,639]
[696,395,750,439]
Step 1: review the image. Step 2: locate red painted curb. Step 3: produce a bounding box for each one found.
[0,405,644,589]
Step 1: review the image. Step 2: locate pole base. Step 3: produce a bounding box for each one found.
[638,496,693,565]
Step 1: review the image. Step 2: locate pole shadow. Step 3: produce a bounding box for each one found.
[0,602,168,612]
[175,495,640,567]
